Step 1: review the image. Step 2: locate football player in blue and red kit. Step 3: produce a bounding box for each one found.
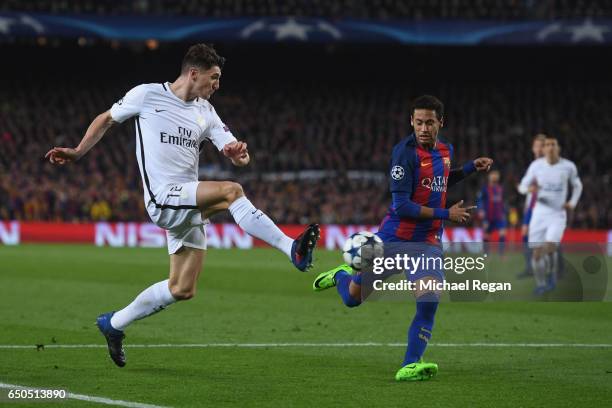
[312,95,493,381]
[477,170,507,256]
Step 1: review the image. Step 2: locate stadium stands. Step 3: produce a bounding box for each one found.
[2,0,612,20]
[1,76,610,227]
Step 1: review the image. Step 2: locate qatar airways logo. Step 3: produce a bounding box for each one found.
[421,176,448,192]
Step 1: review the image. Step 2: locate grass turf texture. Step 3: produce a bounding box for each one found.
[1,244,611,407]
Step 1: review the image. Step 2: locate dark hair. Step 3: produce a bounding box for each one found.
[545,135,561,146]
[181,43,225,73]
[411,95,444,121]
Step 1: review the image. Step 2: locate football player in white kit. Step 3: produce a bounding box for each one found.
[517,134,545,279]
[45,44,320,367]
[518,136,582,294]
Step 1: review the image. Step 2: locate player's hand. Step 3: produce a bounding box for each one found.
[563,202,575,211]
[528,184,538,193]
[223,141,249,166]
[231,151,250,167]
[45,147,81,165]
[448,200,476,224]
[473,157,493,172]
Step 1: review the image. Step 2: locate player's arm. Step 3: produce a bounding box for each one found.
[205,105,248,166]
[45,111,116,164]
[448,157,493,187]
[45,84,146,165]
[390,148,473,223]
[564,163,583,210]
[517,161,537,195]
[393,193,474,223]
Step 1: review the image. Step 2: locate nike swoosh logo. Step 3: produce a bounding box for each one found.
[155,109,166,112]
[421,162,432,167]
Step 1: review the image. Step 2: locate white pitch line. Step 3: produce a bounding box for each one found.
[0,342,611,349]
[0,382,169,408]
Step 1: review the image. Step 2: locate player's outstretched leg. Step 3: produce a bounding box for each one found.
[313,263,352,291]
[198,182,320,271]
[290,223,321,271]
[313,263,362,307]
[396,290,439,381]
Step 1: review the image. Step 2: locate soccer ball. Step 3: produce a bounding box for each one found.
[342,231,384,270]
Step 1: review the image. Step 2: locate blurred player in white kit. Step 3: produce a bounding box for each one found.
[518,136,582,294]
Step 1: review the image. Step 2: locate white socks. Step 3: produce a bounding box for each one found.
[110,279,177,331]
[228,196,293,258]
[531,256,549,288]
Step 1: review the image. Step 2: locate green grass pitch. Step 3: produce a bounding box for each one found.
[1,244,611,407]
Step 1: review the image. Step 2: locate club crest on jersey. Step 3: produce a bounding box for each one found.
[443,157,451,168]
[391,165,405,180]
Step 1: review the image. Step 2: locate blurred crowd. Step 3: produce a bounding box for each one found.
[2,0,612,20]
[0,78,610,228]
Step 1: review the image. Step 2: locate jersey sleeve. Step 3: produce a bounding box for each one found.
[568,161,583,207]
[518,161,537,195]
[204,106,237,151]
[389,145,414,194]
[109,85,148,123]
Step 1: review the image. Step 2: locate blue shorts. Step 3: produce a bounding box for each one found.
[522,209,533,226]
[485,219,507,233]
[375,232,445,283]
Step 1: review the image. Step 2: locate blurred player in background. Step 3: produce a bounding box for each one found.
[476,169,506,256]
[45,44,320,367]
[312,95,493,381]
[517,134,545,278]
[518,136,582,294]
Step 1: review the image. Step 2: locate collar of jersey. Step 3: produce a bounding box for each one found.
[406,132,440,151]
[165,82,198,106]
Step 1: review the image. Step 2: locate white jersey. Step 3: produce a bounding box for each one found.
[518,157,582,215]
[110,82,236,208]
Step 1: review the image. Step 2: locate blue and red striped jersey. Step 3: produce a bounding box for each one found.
[378,133,453,244]
[477,184,505,222]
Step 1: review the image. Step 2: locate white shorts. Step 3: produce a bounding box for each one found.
[528,210,566,248]
[146,181,208,255]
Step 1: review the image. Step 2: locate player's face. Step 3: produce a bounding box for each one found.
[488,171,500,184]
[191,66,221,99]
[544,138,560,160]
[411,109,442,148]
[532,139,544,158]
